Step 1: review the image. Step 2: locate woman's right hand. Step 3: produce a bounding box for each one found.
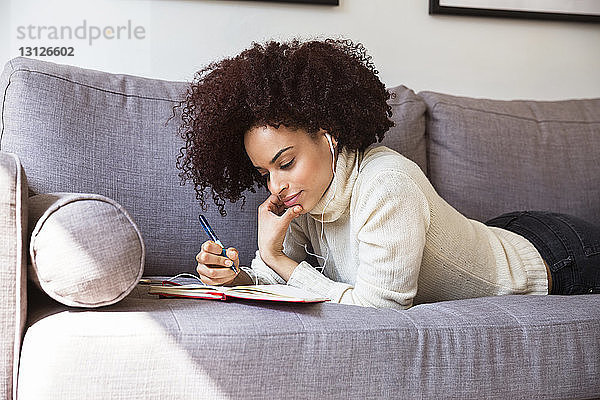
[196,240,240,286]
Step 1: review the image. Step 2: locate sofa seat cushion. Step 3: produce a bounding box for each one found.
[28,193,145,308]
[18,286,600,400]
[420,91,600,225]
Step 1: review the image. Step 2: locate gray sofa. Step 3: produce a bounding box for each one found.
[1,56,599,400]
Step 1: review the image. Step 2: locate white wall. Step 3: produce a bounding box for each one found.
[2,0,599,100]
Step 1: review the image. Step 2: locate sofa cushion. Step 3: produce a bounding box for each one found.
[28,193,144,307]
[420,91,600,225]
[18,288,600,399]
[0,57,427,275]
[380,85,427,173]
[0,56,219,276]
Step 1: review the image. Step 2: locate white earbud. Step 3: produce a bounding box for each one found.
[325,133,335,157]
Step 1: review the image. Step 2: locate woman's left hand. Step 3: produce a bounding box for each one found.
[257,194,302,274]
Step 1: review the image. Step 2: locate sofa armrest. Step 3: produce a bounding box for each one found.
[0,151,28,400]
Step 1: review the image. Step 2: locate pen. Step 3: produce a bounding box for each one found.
[198,214,237,273]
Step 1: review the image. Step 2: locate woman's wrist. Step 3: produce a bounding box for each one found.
[261,252,299,281]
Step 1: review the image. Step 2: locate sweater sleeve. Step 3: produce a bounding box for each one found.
[288,170,430,309]
[242,251,287,285]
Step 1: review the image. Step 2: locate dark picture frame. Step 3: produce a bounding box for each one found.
[241,0,338,5]
[429,0,600,23]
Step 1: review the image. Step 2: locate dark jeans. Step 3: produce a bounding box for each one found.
[485,211,600,295]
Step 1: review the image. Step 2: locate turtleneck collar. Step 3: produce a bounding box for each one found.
[308,147,362,223]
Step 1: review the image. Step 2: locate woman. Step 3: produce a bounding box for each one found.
[176,38,600,309]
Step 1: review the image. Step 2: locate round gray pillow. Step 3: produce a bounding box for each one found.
[28,193,145,307]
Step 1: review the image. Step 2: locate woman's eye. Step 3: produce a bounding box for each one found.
[281,158,294,169]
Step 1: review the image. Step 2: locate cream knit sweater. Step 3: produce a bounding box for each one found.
[246,145,549,309]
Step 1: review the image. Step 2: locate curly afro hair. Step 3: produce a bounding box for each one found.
[175,37,395,216]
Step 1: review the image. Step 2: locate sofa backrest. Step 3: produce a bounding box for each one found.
[4,57,598,275]
[0,57,426,275]
[420,91,600,226]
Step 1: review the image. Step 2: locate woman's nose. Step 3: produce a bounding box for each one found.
[268,174,287,196]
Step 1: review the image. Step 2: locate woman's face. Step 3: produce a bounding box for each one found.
[244,125,335,214]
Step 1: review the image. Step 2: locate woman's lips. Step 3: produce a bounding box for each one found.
[282,191,302,207]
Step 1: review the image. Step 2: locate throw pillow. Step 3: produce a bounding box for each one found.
[28,193,145,307]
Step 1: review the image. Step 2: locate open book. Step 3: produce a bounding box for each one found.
[146,281,330,304]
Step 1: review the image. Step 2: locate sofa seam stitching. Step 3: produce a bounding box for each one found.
[9,68,183,103]
[387,99,421,107]
[428,100,600,124]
